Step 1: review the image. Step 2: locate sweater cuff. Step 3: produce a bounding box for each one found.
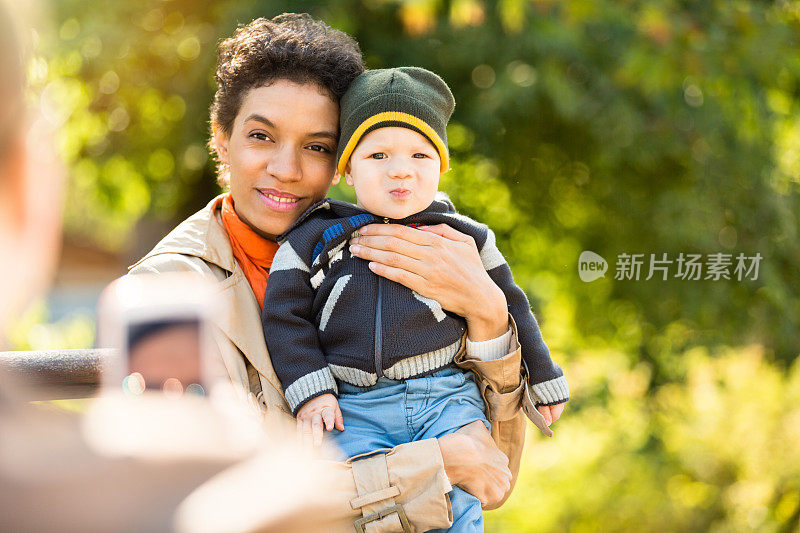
[284,368,338,415]
[465,327,512,361]
[528,375,570,406]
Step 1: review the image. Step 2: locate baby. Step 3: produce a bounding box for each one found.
[262,67,569,531]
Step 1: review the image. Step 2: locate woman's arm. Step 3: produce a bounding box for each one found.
[440,421,513,507]
[349,222,529,507]
[349,223,509,340]
[130,249,516,526]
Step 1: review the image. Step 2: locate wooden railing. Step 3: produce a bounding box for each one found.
[0,349,115,399]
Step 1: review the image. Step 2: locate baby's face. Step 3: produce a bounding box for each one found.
[344,127,441,219]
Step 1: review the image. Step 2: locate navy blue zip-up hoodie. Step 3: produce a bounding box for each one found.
[262,195,569,415]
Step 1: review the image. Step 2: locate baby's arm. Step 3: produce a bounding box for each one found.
[478,228,570,418]
[295,393,344,447]
[262,241,337,416]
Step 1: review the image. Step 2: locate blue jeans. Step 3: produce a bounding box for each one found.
[329,365,488,533]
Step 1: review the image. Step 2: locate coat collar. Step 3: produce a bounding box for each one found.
[129,194,286,395]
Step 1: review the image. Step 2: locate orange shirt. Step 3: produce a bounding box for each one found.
[220,194,279,309]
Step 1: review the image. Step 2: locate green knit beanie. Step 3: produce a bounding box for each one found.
[336,66,455,175]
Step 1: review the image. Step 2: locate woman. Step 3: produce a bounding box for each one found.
[130,14,535,531]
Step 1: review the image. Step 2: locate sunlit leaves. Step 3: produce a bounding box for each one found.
[24,1,800,527]
[489,346,800,531]
[32,1,220,251]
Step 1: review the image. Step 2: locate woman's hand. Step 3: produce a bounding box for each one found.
[438,421,512,508]
[349,223,508,341]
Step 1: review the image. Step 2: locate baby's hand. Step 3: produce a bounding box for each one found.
[537,402,566,426]
[296,393,344,447]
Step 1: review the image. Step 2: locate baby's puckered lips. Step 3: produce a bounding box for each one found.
[389,187,412,200]
[256,188,302,212]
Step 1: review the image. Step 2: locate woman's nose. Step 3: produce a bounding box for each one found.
[266,145,302,182]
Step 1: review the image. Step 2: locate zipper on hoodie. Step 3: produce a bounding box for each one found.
[373,217,390,378]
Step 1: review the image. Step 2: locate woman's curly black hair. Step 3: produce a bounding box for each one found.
[210,13,365,137]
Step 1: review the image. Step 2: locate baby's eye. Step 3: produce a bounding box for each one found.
[369,152,386,159]
[412,153,429,159]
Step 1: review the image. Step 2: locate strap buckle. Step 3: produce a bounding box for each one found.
[354,504,411,533]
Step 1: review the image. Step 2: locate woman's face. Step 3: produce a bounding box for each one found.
[214,80,340,239]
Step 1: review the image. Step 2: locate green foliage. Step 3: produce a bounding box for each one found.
[32,0,799,360]
[28,1,800,529]
[320,0,800,363]
[7,300,95,351]
[32,1,224,250]
[487,345,800,532]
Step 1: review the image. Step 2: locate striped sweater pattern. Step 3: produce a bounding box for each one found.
[262,195,569,415]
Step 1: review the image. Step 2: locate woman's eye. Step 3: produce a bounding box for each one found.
[249,132,270,141]
[369,152,386,159]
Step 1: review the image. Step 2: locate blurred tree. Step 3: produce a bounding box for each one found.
[491,344,800,531]
[32,0,799,357]
[26,0,800,529]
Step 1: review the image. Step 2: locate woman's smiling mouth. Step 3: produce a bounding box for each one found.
[257,188,302,211]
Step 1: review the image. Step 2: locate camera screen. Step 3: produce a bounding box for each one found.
[124,318,205,395]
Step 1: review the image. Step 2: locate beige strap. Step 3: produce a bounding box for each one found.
[350,486,401,510]
[518,361,553,437]
[522,382,554,437]
[350,454,406,533]
[484,379,525,422]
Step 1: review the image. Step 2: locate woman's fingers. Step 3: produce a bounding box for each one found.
[352,221,509,338]
[350,243,427,273]
[351,223,475,264]
[366,262,428,292]
[350,234,432,262]
[416,223,477,245]
[440,421,513,509]
[358,223,440,246]
[351,221,506,327]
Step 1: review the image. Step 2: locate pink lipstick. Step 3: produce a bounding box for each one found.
[256,188,302,212]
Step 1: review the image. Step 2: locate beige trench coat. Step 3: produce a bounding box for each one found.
[130,194,531,532]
